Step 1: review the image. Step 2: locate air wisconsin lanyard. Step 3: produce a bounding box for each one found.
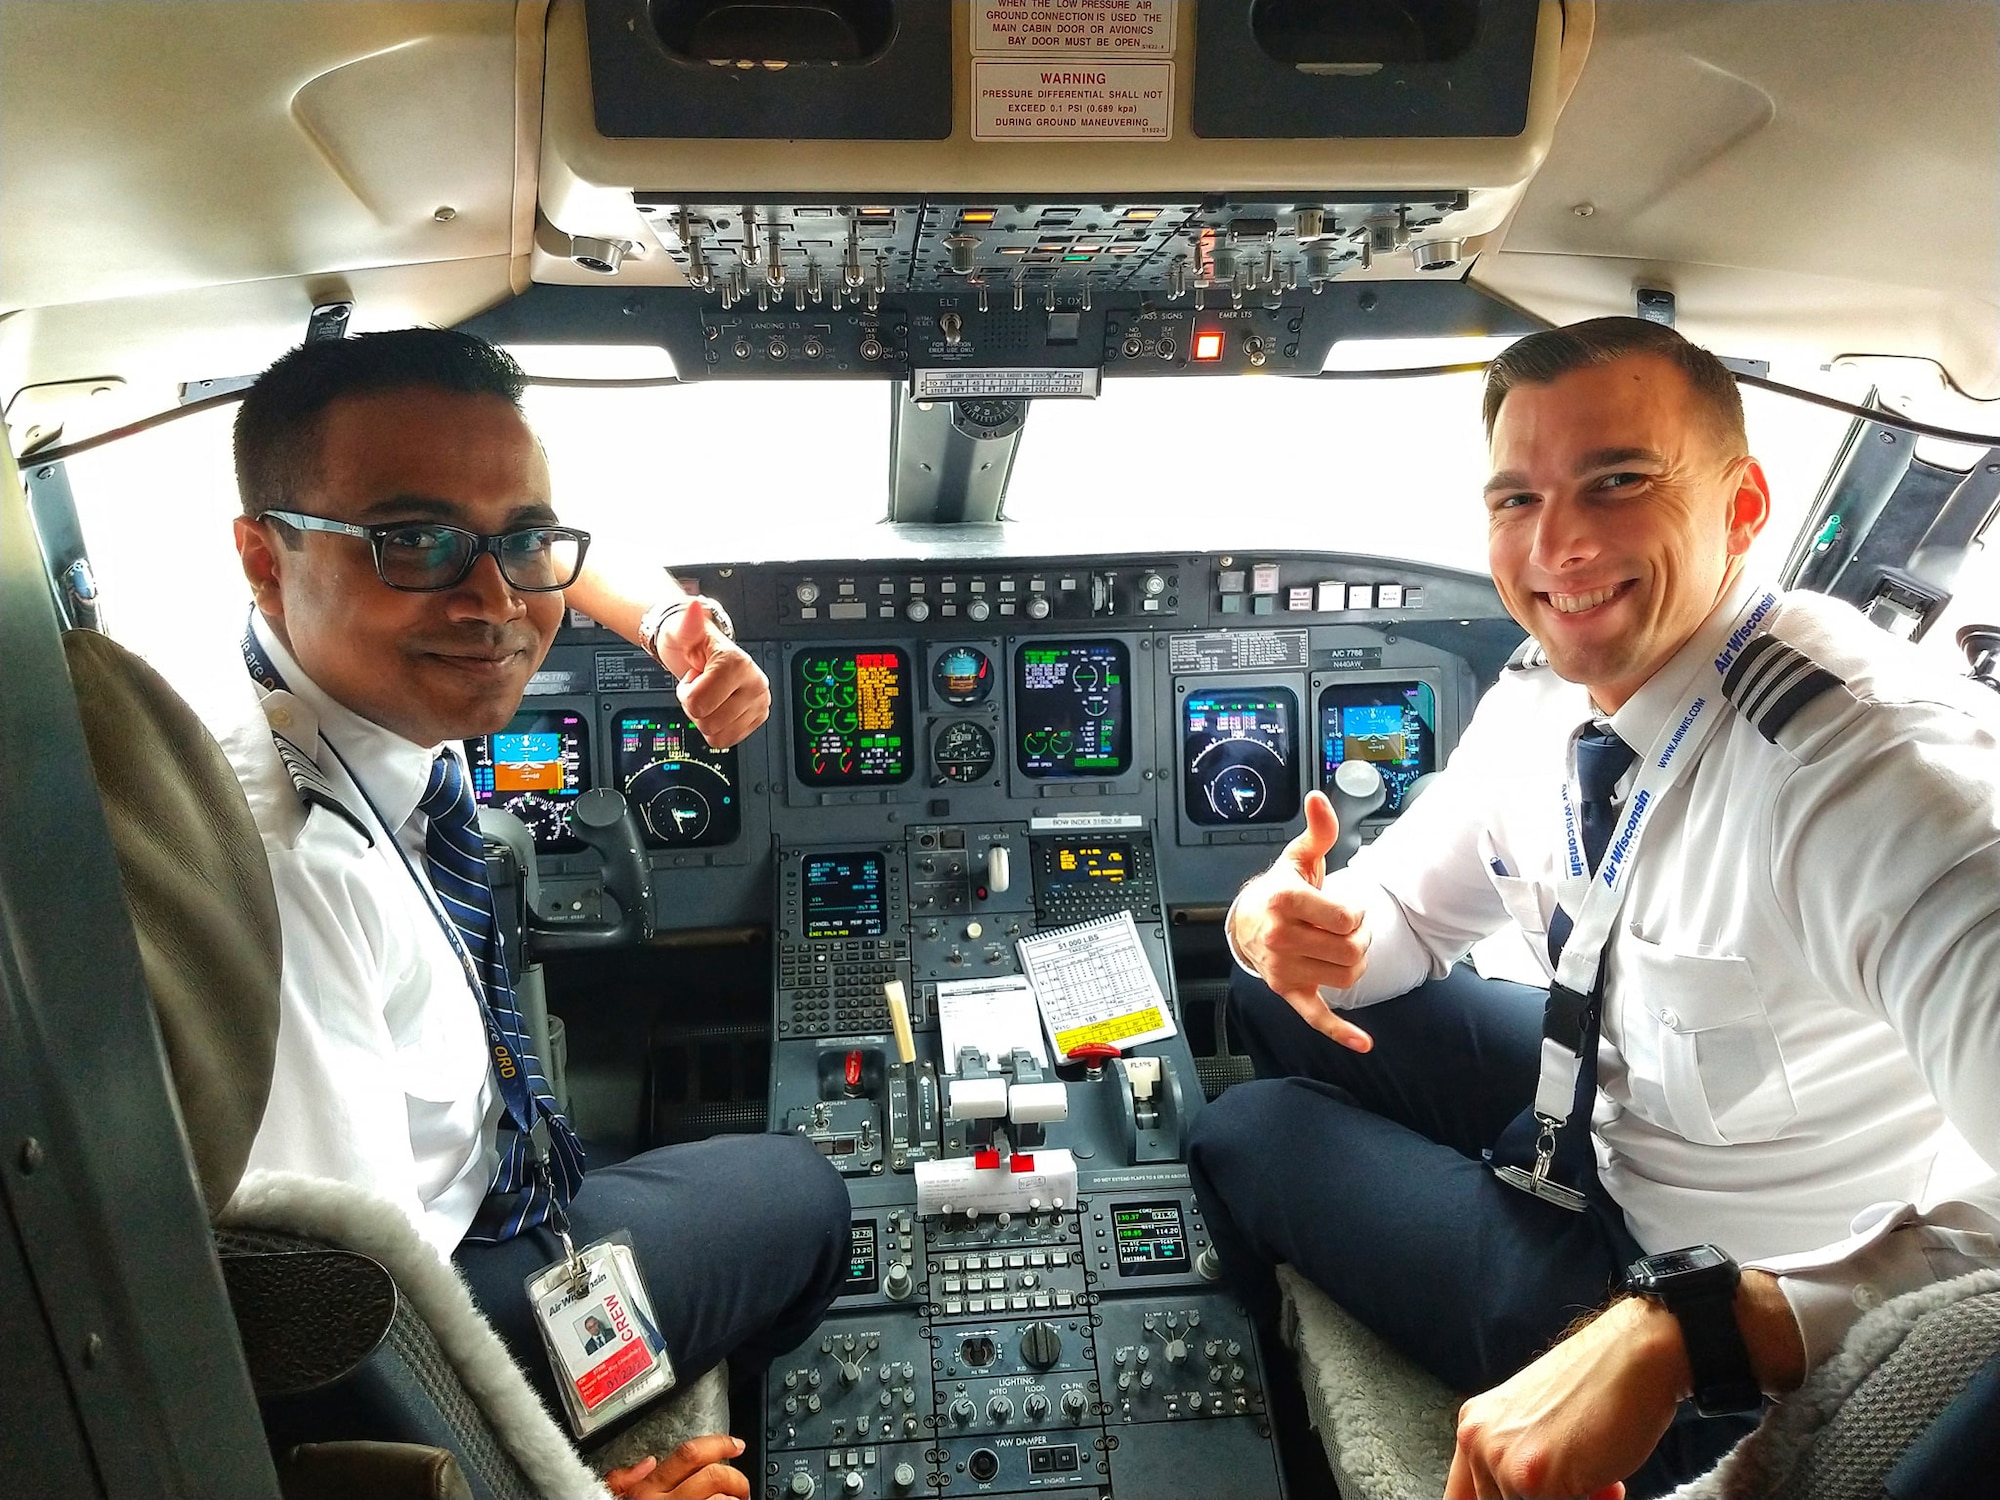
[239,618,548,1157]
[1529,589,1781,1131]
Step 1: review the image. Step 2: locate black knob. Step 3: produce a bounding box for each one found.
[1019,1321,1063,1370]
[949,1396,976,1425]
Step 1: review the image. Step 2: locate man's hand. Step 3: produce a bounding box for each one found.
[604,1435,751,1499]
[656,599,771,750]
[1228,790,1375,1050]
[1445,1296,1690,1499]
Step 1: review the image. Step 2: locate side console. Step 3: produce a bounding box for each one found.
[764,825,1284,1500]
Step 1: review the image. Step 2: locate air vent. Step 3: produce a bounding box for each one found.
[1250,0,1478,68]
[650,1,894,65]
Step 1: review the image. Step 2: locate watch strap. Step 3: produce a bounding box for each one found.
[641,594,735,656]
[1665,1283,1763,1417]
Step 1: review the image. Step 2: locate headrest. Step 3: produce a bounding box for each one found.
[62,629,280,1217]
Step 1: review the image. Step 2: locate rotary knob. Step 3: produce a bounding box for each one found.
[1025,594,1051,620]
[795,581,821,605]
[788,1474,816,1499]
[841,1474,864,1497]
[883,1261,913,1301]
[966,597,992,622]
[839,1359,862,1387]
[905,598,931,622]
[1024,1391,1050,1419]
[987,1394,1014,1424]
[949,1396,976,1426]
[1061,1387,1089,1420]
[1140,571,1167,597]
[892,1464,917,1492]
[1019,1321,1063,1370]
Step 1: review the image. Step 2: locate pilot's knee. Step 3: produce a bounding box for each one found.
[1188,1079,1301,1189]
[766,1130,854,1243]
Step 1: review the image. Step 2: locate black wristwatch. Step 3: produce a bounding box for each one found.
[1622,1244,1764,1416]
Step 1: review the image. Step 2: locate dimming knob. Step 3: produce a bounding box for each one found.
[949,1397,976,1426]
[1020,1321,1063,1370]
[1061,1388,1089,1419]
[1024,1391,1051,1419]
[987,1394,1013,1423]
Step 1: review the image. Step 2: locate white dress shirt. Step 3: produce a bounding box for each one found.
[220,615,501,1259]
[1280,573,2000,1366]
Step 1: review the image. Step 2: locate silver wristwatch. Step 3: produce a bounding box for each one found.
[640,594,735,656]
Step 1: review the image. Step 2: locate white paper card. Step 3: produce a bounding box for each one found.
[1016,911,1177,1057]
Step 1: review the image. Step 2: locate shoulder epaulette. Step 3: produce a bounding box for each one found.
[1505,637,1548,672]
[271,731,374,846]
[1720,633,1855,743]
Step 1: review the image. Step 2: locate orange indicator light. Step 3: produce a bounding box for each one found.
[1192,330,1225,362]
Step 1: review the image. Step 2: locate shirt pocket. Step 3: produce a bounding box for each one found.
[1617,938,1796,1146]
[1479,830,1552,938]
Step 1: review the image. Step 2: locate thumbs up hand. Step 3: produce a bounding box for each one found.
[656,598,771,750]
[1227,789,1375,1051]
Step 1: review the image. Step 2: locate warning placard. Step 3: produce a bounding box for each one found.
[972,0,1177,57]
[972,61,1173,140]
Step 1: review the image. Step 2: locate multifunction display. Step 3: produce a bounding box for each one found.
[841,1218,881,1296]
[1015,639,1131,778]
[793,648,913,786]
[1318,680,1438,814]
[613,708,738,848]
[1182,687,1301,825]
[1111,1201,1191,1277]
[466,710,589,852]
[803,852,887,939]
[1046,840,1132,890]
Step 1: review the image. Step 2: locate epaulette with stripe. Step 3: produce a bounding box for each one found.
[1505,637,1548,672]
[272,731,374,845]
[1720,634,1856,744]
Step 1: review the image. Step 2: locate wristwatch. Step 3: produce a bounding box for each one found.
[1622,1244,1764,1416]
[640,594,735,657]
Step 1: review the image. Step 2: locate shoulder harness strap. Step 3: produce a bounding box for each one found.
[271,731,375,846]
[1505,637,1548,672]
[1720,633,1853,743]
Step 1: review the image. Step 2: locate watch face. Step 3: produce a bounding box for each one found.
[1643,1245,1730,1279]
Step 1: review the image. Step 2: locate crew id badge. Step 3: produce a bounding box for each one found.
[526,1230,677,1437]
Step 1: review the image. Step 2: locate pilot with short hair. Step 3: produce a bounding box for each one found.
[220,327,847,1500]
[1192,316,2000,1497]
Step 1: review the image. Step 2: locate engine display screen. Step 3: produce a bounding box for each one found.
[1015,640,1131,778]
[1044,840,1132,890]
[803,852,887,939]
[613,708,738,848]
[1111,1200,1190,1277]
[793,648,913,787]
[1319,680,1438,815]
[1183,687,1301,826]
[466,711,589,852]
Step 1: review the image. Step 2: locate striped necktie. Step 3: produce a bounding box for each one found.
[1489,726,1637,1206]
[419,750,584,1241]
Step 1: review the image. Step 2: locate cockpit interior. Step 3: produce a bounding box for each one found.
[4,4,1998,1499]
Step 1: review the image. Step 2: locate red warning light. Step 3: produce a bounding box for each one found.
[1192,330,1225,362]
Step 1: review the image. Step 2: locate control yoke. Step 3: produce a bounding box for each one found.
[1327,759,1387,870]
[532,787,654,951]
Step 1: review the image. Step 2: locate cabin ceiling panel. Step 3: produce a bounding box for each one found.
[0,1,519,317]
[1503,2,1999,309]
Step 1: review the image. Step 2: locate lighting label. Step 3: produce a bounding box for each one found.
[972,61,1173,140]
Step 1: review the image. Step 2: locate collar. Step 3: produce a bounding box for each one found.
[249,612,445,837]
[1606,571,1768,754]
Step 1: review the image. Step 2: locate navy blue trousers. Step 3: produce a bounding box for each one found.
[1188,966,1756,1495]
[456,1132,850,1424]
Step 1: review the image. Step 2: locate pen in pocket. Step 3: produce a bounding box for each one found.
[1489,857,1510,877]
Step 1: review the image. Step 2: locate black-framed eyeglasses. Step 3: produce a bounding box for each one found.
[260,509,590,593]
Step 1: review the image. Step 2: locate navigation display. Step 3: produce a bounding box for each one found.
[803,852,887,939]
[466,711,588,852]
[1015,639,1131,778]
[613,708,739,848]
[793,648,913,787]
[1318,680,1438,815]
[1183,687,1301,826]
[1111,1201,1191,1277]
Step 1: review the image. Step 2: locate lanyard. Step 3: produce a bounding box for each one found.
[240,616,543,1140]
[1529,587,1781,1125]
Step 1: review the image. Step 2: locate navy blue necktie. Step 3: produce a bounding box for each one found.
[1490,726,1637,1203]
[419,751,585,1242]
